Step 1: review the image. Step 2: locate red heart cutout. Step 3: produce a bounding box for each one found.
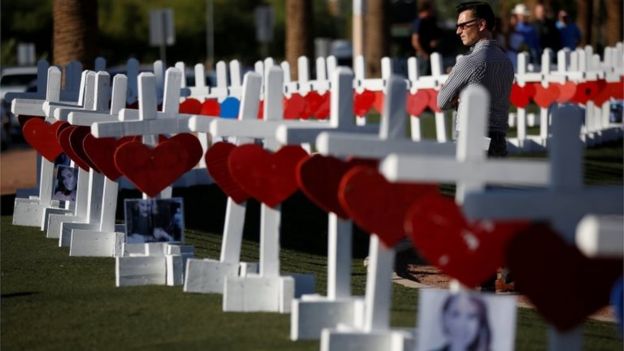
[297,155,377,219]
[406,90,430,116]
[200,98,221,116]
[338,166,438,248]
[304,91,322,119]
[354,90,376,116]
[372,91,385,114]
[257,100,264,120]
[167,133,203,171]
[69,126,99,172]
[314,92,330,119]
[609,80,624,100]
[114,139,192,197]
[509,83,535,108]
[507,223,622,331]
[553,82,576,103]
[532,83,560,108]
[58,126,90,171]
[205,141,251,204]
[591,80,610,106]
[22,119,70,162]
[179,98,202,114]
[571,81,599,104]
[228,144,309,208]
[83,135,138,180]
[18,115,40,128]
[284,93,306,120]
[406,193,529,288]
[426,89,442,113]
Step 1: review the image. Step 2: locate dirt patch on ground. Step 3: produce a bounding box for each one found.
[1,147,37,195]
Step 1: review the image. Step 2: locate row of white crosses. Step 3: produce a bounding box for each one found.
[508,43,624,152]
[186,65,327,313]
[381,89,622,351]
[11,62,91,227]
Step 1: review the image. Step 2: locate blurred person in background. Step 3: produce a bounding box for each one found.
[532,2,561,58]
[411,1,442,76]
[556,10,581,50]
[511,3,541,64]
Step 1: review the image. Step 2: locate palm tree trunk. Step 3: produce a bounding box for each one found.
[53,0,98,69]
[365,0,389,78]
[286,0,313,81]
[604,0,623,46]
[576,0,593,47]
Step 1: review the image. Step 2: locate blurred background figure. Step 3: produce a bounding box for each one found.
[532,2,561,58]
[511,3,540,64]
[411,0,441,76]
[556,10,582,50]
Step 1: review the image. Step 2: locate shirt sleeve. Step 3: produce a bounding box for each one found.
[438,57,471,110]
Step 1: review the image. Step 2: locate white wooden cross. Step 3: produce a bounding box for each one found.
[461,105,623,351]
[92,70,196,287]
[315,75,457,351]
[189,66,316,313]
[276,67,372,340]
[43,71,112,247]
[576,214,624,259]
[11,65,87,227]
[61,73,130,257]
[183,71,263,295]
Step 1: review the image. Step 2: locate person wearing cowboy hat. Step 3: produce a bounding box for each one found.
[511,3,540,63]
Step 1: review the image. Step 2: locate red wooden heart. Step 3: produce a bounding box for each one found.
[304,91,322,119]
[554,81,577,103]
[406,90,429,116]
[338,166,438,248]
[610,80,624,100]
[114,139,191,197]
[69,126,99,172]
[406,193,529,288]
[506,223,622,331]
[167,133,203,171]
[571,81,598,104]
[179,98,202,114]
[532,83,560,108]
[200,98,221,116]
[354,89,376,116]
[591,80,610,106]
[284,93,306,120]
[297,155,377,218]
[426,89,442,113]
[22,119,70,162]
[83,135,138,180]
[58,126,90,171]
[257,100,264,120]
[372,91,385,114]
[205,141,250,204]
[228,144,309,208]
[509,83,535,108]
[315,92,330,119]
[18,115,40,128]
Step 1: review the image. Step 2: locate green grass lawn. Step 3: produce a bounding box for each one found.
[1,215,622,350]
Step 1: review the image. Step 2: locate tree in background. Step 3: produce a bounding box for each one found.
[53,0,98,68]
[365,0,389,77]
[285,0,313,80]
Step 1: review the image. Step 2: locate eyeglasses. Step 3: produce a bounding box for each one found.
[456,18,479,31]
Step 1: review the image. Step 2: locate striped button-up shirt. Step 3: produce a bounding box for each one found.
[438,39,514,134]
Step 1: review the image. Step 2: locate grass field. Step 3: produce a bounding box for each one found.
[1,132,622,350]
[2,213,622,350]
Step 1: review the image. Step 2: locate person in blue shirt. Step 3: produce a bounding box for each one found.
[556,10,581,50]
[511,4,540,64]
[411,1,441,76]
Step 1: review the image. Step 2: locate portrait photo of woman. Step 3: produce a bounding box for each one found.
[52,165,78,202]
[417,289,516,351]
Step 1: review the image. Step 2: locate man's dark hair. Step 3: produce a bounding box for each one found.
[456,1,495,31]
[418,1,432,13]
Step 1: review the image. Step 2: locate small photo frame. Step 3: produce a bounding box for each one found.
[52,165,78,202]
[416,289,516,351]
[124,198,185,244]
